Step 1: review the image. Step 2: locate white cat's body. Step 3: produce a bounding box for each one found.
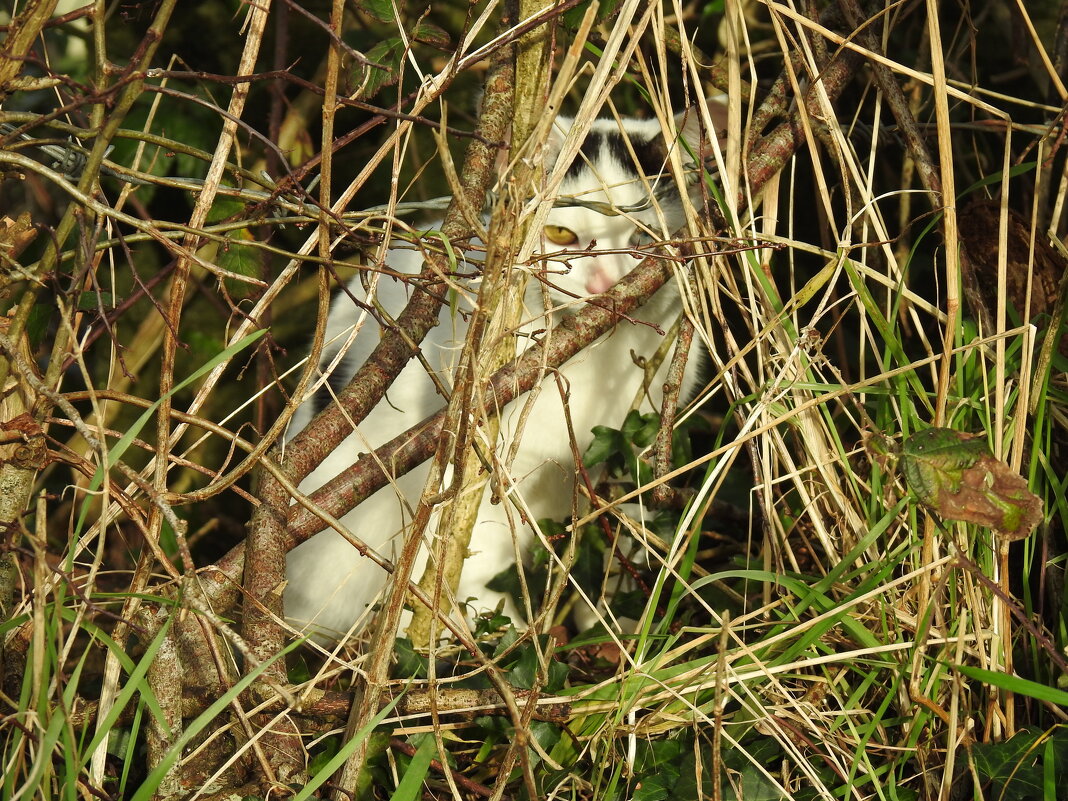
[285,114,707,641]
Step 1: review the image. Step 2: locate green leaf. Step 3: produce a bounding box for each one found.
[356,0,396,23]
[507,643,539,690]
[569,525,606,593]
[634,457,653,488]
[901,428,1042,538]
[634,736,684,774]
[486,563,524,610]
[622,410,659,448]
[585,425,627,467]
[562,0,623,29]
[546,656,569,693]
[632,775,669,801]
[26,302,51,347]
[671,422,694,468]
[970,727,1068,800]
[492,625,522,660]
[902,428,987,499]
[528,721,562,769]
[77,291,115,310]
[720,737,786,801]
[393,638,428,679]
[216,228,264,299]
[411,21,450,49]
[308,737,340,776]
[350,38,405,100]
[205,195,245,224]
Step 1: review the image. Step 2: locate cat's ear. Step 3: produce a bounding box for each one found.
[675,94,729,154]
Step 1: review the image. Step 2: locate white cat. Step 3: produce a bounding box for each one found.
[284,106,719,642]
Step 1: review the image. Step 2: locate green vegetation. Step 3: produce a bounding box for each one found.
[2,0,1067,799]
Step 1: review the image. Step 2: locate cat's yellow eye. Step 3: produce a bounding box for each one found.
[544,225,578,246]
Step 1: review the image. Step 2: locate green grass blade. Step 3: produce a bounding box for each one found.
[955,664,1068,706]
[129,638,297,801]
[388,735,436,801]
[290,695,402,801]
[78,609,173,768]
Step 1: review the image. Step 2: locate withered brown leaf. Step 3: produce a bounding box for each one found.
[901,428,1042,540]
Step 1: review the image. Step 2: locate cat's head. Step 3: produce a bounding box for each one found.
[534,100,726,302]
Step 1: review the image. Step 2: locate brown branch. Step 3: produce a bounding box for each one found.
[330,34,522,794]
[746,49,861,204]
[280,85,514,491]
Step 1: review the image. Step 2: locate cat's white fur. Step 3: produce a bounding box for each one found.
[284,111,710,641]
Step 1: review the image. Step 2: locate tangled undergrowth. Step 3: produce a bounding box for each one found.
[2,1,1068,799]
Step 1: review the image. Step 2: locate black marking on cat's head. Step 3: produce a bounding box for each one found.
[564,128,669,184]
[565,131,604,179]
[607,131,668,180]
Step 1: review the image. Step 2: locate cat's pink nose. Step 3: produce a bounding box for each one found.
[585,266,617,294]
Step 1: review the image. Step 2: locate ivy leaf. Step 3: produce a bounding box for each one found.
[971,727,1068,800]
[621,409,659,448]
[634,457,653,488]
[631,775,669,801]
[569,525,606,594]
[308,736,341,777]
[392,638,427,679]
[507,643,539,690]
[901,428,1043,539]
[545,657,569,692]
[491,625,522,660]
[720,737,788,801]
[585,425,627,467]
[671,422,694,468]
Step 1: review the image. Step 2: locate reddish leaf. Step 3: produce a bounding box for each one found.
[901,428,1042,540]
